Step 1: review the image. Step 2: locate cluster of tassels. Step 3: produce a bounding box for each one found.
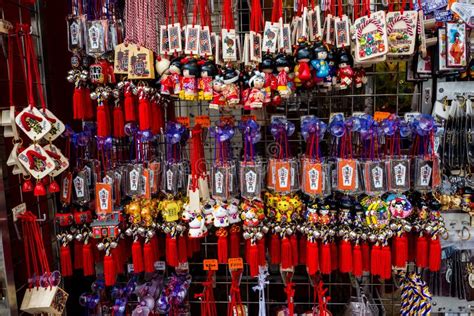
[164,234,201,268]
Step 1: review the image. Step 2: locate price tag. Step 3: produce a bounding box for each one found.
[154,261,166,271]
[12,203,26,222]
[176,116,190,128]
[374,111,391,121]
[195,115,211,127]
[228,257,243,270]
[203,259,219,270]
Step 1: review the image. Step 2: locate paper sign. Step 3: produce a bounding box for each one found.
[275,160,291,192]
[337,159,357,191]
[203,259,219,270]
[95,182,112,215]
[12,203,26,222]
[228,257,244,270]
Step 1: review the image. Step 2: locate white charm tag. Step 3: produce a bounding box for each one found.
[222,29,237,61]
[354,11,388,61]
[262,22,280,53]
[185,24,200,54]
[168,23,183,53]
[17,144,55,179]
[15,107,52,141]
[43,144,69,177]
[42,108,65,142]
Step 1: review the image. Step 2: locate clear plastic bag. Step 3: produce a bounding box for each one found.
[239,160,263,200]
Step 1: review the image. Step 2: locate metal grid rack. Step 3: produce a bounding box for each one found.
[174,1,422,315]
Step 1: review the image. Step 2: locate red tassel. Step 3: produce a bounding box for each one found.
[155,103,164,133]
[270,234,281,264]
[393,234,408,268]
[361,242,370,272]
[150,100,160,135]
[245,239,251,263]
[113,105,125,138]
[339,240,353,273]
[281,237,293,269]
[166,235,179,267]
[416,234,428,268]
[217,232,229,264]
[306,240,319,275]
[73,87,84,120]
[132,240,144,273]
[370,244,381,276]
[428,237,441,272]
[124,89,137,122]
[60,245,73,277]
[408,232,416,262]
[104,254,116,286]
[290,235,298,266]
[249,243,259,277]
[178,235,188,264]
[192,238,201,253]
[96,105,109,137]
[320,242,331,275]
[82,242,95,276]
[83,88,94,120]
[353,244,363,277]
[150,235,160,261]
[138,97,151,131]
[74,240,83,270]
[299,237,307,265]
[257,237,266,266]
[143,242,155,273]
[330,241,338,271]
[230,228,240,258]
[111,245,124,275]
[380,245,392,280]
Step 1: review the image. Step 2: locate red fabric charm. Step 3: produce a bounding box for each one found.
[393,234,408,268]
[257,237,266,266]
[82,242,95,276]
[281,237,293,270]
[339,239,353,273]
[96,104,110,137]
[124,89,137,122]
[138,97,151,131]
[320,242,332,275]
[290,235,298,266]
[416,234,428,268]
[132,240,144,273]
[306,239,319,275]
[248,242,259,277]
[113,104,125,138]
[74,240,83,270]
[353,244,363,277]
[143,242,155,273]
[361,242,370,272]
[428,237,441,272]
[60,245,73,277]
[104,254,116,286]
[380,244,392,280]
[166,235,179,267]
[33,181,46,196]
[270,233,281,264]
[178,235,188,264]
[230,226,240,258]
[217,230,229,264]
[330,241,338,271]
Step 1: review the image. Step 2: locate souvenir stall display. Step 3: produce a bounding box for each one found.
[0,0,473,314]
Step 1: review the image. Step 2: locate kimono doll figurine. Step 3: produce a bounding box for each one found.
[240,67,254,106]
[260,55,277,106]
[311,42,330,87]
[353,68,367,89]
[275,54,291,98]
[324,49,337,90]
[222,66,240,108]
[180,58,199,101]
[337,50,353,90]
[294,39,313,88]
[198,59,217,101]
[168,58,182,98]
[244,71,266,110]
[210,76,226,109]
